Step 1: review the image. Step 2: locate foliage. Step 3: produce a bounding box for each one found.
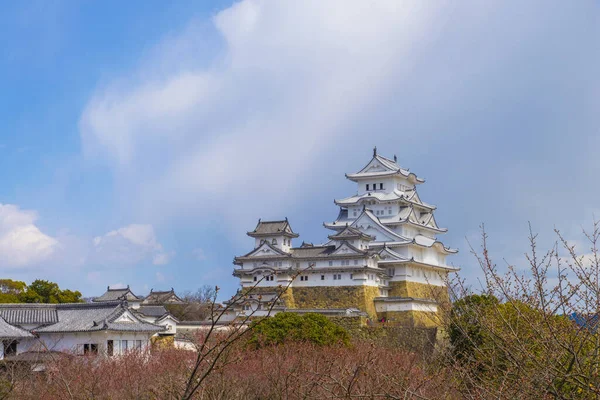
[0,279,82,303]
[3,342,452,399]
[447,294,499,361]
[441,221,600,399]
[248,312,351,347]
[0,280,27,303]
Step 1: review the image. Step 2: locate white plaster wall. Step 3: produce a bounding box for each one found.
[375,302,438,313]
[14,331,154,357]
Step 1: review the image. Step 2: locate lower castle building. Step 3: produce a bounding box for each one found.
[231,149,458,327]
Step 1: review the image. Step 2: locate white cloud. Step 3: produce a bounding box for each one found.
[79,0,448,229]
[79,0,599,240]
[92,224,170,266]
[0,203,59,267]
[155,271,165,282]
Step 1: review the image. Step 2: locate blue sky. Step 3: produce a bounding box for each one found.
[1,0,599,299]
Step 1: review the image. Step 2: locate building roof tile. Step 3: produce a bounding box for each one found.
[247,219,299,238]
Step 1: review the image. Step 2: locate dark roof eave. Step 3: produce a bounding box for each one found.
[247,231,300,238]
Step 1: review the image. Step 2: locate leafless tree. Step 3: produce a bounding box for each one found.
[440,220,600,399]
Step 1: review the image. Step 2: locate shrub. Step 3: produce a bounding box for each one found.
[248,312,350,347]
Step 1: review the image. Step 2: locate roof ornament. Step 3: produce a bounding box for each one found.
[373,146,377,157]
[394,155,397,162]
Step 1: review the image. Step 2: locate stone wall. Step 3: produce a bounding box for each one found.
[241,286,296,308]
[291,286,380,318]
[327,315,438,355]
[375,310,441,328]
[388,281,449,302]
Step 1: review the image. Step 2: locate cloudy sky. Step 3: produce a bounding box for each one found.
[1,0,598,299]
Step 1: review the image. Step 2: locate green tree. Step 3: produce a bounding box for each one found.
[447,294,500,361]
[14,279,83,303]
[0,279,27,303]
[248,312,350,348]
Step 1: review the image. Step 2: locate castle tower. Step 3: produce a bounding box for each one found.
[324,148,458,326]
[230,148,457,327]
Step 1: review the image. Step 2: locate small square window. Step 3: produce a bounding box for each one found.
[329,261,333,266]
[380,183,383,190]
[253,276,257,281]
[366,184,369,191]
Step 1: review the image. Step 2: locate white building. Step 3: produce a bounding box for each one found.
[231,148,458,326]
[93,286,181,337]
[0,302,163,360]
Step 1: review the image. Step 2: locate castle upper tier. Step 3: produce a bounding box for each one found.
[231,148,458,327]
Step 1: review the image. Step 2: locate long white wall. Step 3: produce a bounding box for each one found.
[2,331,155,359]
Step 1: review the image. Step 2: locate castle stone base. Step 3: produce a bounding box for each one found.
[291,286,380,318]
[388,281,449,303]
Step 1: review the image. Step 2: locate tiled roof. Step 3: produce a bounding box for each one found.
[247,219,299,238]
[0,316,34,339]
[290,245,336,258]
[135,305,168,318]
[143,289,184,305]
[93,286,140,302]
[334,190,436,210]
[0,302,164,334]
[328,226,373,241]
[0,304,58,325]
[346,152,424,183]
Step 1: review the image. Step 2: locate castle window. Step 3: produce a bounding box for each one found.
[350,274,353,279]
[329,261,333,266]
[296,262,300,268]
[272,239,277,245]
[253,276,257,281]
[354,259,359,265]
[366,184,369,191]
[321,275,325,280]
[379,183,383,190]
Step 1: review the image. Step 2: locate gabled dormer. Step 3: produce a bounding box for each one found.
[331,241,367,256]
[328,225,374,250]
[346,148,424,197]
[247,218,299,252]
